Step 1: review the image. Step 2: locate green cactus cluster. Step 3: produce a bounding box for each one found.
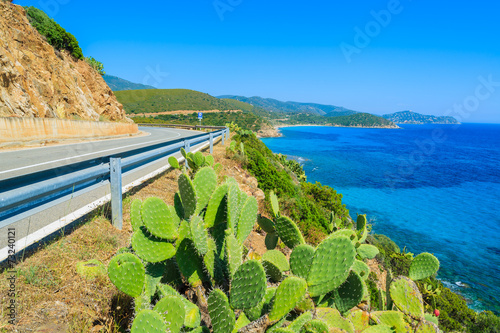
[106,158,442,333]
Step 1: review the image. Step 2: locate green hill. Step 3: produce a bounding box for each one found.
[382,111,459,124]
[103,75,156,91]
[115,89,236,114]
[329,113,397,127]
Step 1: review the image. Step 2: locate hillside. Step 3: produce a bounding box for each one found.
[383,111,459,124]
[219,95,358,116]
[330,113,397,127]
[103,74,156,91]
[0,3,128,121]
[115,89,237,114]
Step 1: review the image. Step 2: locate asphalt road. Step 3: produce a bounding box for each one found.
[0,126,200,180]
[0,126,217,259]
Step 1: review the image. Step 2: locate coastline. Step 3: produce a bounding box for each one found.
[259,123,401,138]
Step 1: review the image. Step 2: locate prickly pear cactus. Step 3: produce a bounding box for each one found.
[131,227,176,263]
[230,260,267,309]
[208,289,235,333]
[153,295,186,333]
[104,153,444,333]
[333,271,365,314]
[409,252,440,281]
[142,197,179,240]
[268,276,307,322]
[274,216,305,249]
[130,199,143,232]
[307,236,356,297]
[178,173,197,218]
[390,276,424,320]
[108,253,145,297]
[290,244,315,279]
[131,310,167,333]
[269,190,280,218]
[262,249,290,282]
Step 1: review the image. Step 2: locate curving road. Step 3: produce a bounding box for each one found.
[0,126,201,180]
[0,126,220,260]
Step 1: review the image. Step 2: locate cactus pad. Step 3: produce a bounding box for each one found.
[333,271,364,314]
[346,310,370,332]
[178,173,197,218]
[263,249,289,271]
[130,199,143,232]
[230,260,267,309]
[131,310,167,333]
[389,276,424,320]
[268,276,307,322]
[233,313,251,333]
[290,244,315,279]
[301,319,329,333]
[131,227,176,263]
[153,295,186,333]
[168,156,180,169]
[244,286,277,321]
[208,289,236,333]
[356,244,379,260]
[352,260,370,280]
[274,216,305,249]
[236,196,258,245]
[415,321,441,333]
[409,252,440,281]
[288,311,313,333]
[270,190,280,217]
[265,232,279,250]
[258,215,276,233]
[225,230,242,278]
[314,308,355,333]
[204,184,228,228]
[190,215,209,255]
[226,183,240,230]
[142,197,179,240]
[360,325,394,333]
[307,236,356,297]
[370,311,410,333]
[194,166,218,214]
[108,253,145,297]
[176,238,207,287]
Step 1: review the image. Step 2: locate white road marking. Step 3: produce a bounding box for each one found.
[0,129,182,175]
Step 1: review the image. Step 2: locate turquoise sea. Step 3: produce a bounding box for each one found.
[262,123,500,313]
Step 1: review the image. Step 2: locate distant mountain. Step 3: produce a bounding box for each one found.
[218,95,358,116]
[103,74,156,91]
[383,111,459,124]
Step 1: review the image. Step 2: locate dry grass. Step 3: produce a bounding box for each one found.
[0,136,268,332]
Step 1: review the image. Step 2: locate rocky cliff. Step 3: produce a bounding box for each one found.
[0,1,129,122]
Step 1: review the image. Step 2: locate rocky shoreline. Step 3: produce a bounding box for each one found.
[257,123,400,138]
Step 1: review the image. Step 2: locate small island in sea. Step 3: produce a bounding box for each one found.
[383,110,460,124]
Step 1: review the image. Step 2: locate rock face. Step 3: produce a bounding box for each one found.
[0,2,129,122]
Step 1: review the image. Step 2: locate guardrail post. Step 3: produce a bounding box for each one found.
[221,130,225,145]
[209,133,214,154]
[110,157,123,230]
[184,140,191,169]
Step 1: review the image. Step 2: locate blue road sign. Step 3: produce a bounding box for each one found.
[198,112,203,119]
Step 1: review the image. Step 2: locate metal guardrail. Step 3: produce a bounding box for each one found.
[135,123,227,131]
[0,126,229,260]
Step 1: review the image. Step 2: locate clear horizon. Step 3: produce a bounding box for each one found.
[15,0,500,123]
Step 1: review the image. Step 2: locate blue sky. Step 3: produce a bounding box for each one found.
[16,0,500,122]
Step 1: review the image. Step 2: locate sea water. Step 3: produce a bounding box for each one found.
[262,123,500,312]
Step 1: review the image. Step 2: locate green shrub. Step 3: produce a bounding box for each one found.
[85,57,105,75]
[24,6,83,60]
[469,311,500,333]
